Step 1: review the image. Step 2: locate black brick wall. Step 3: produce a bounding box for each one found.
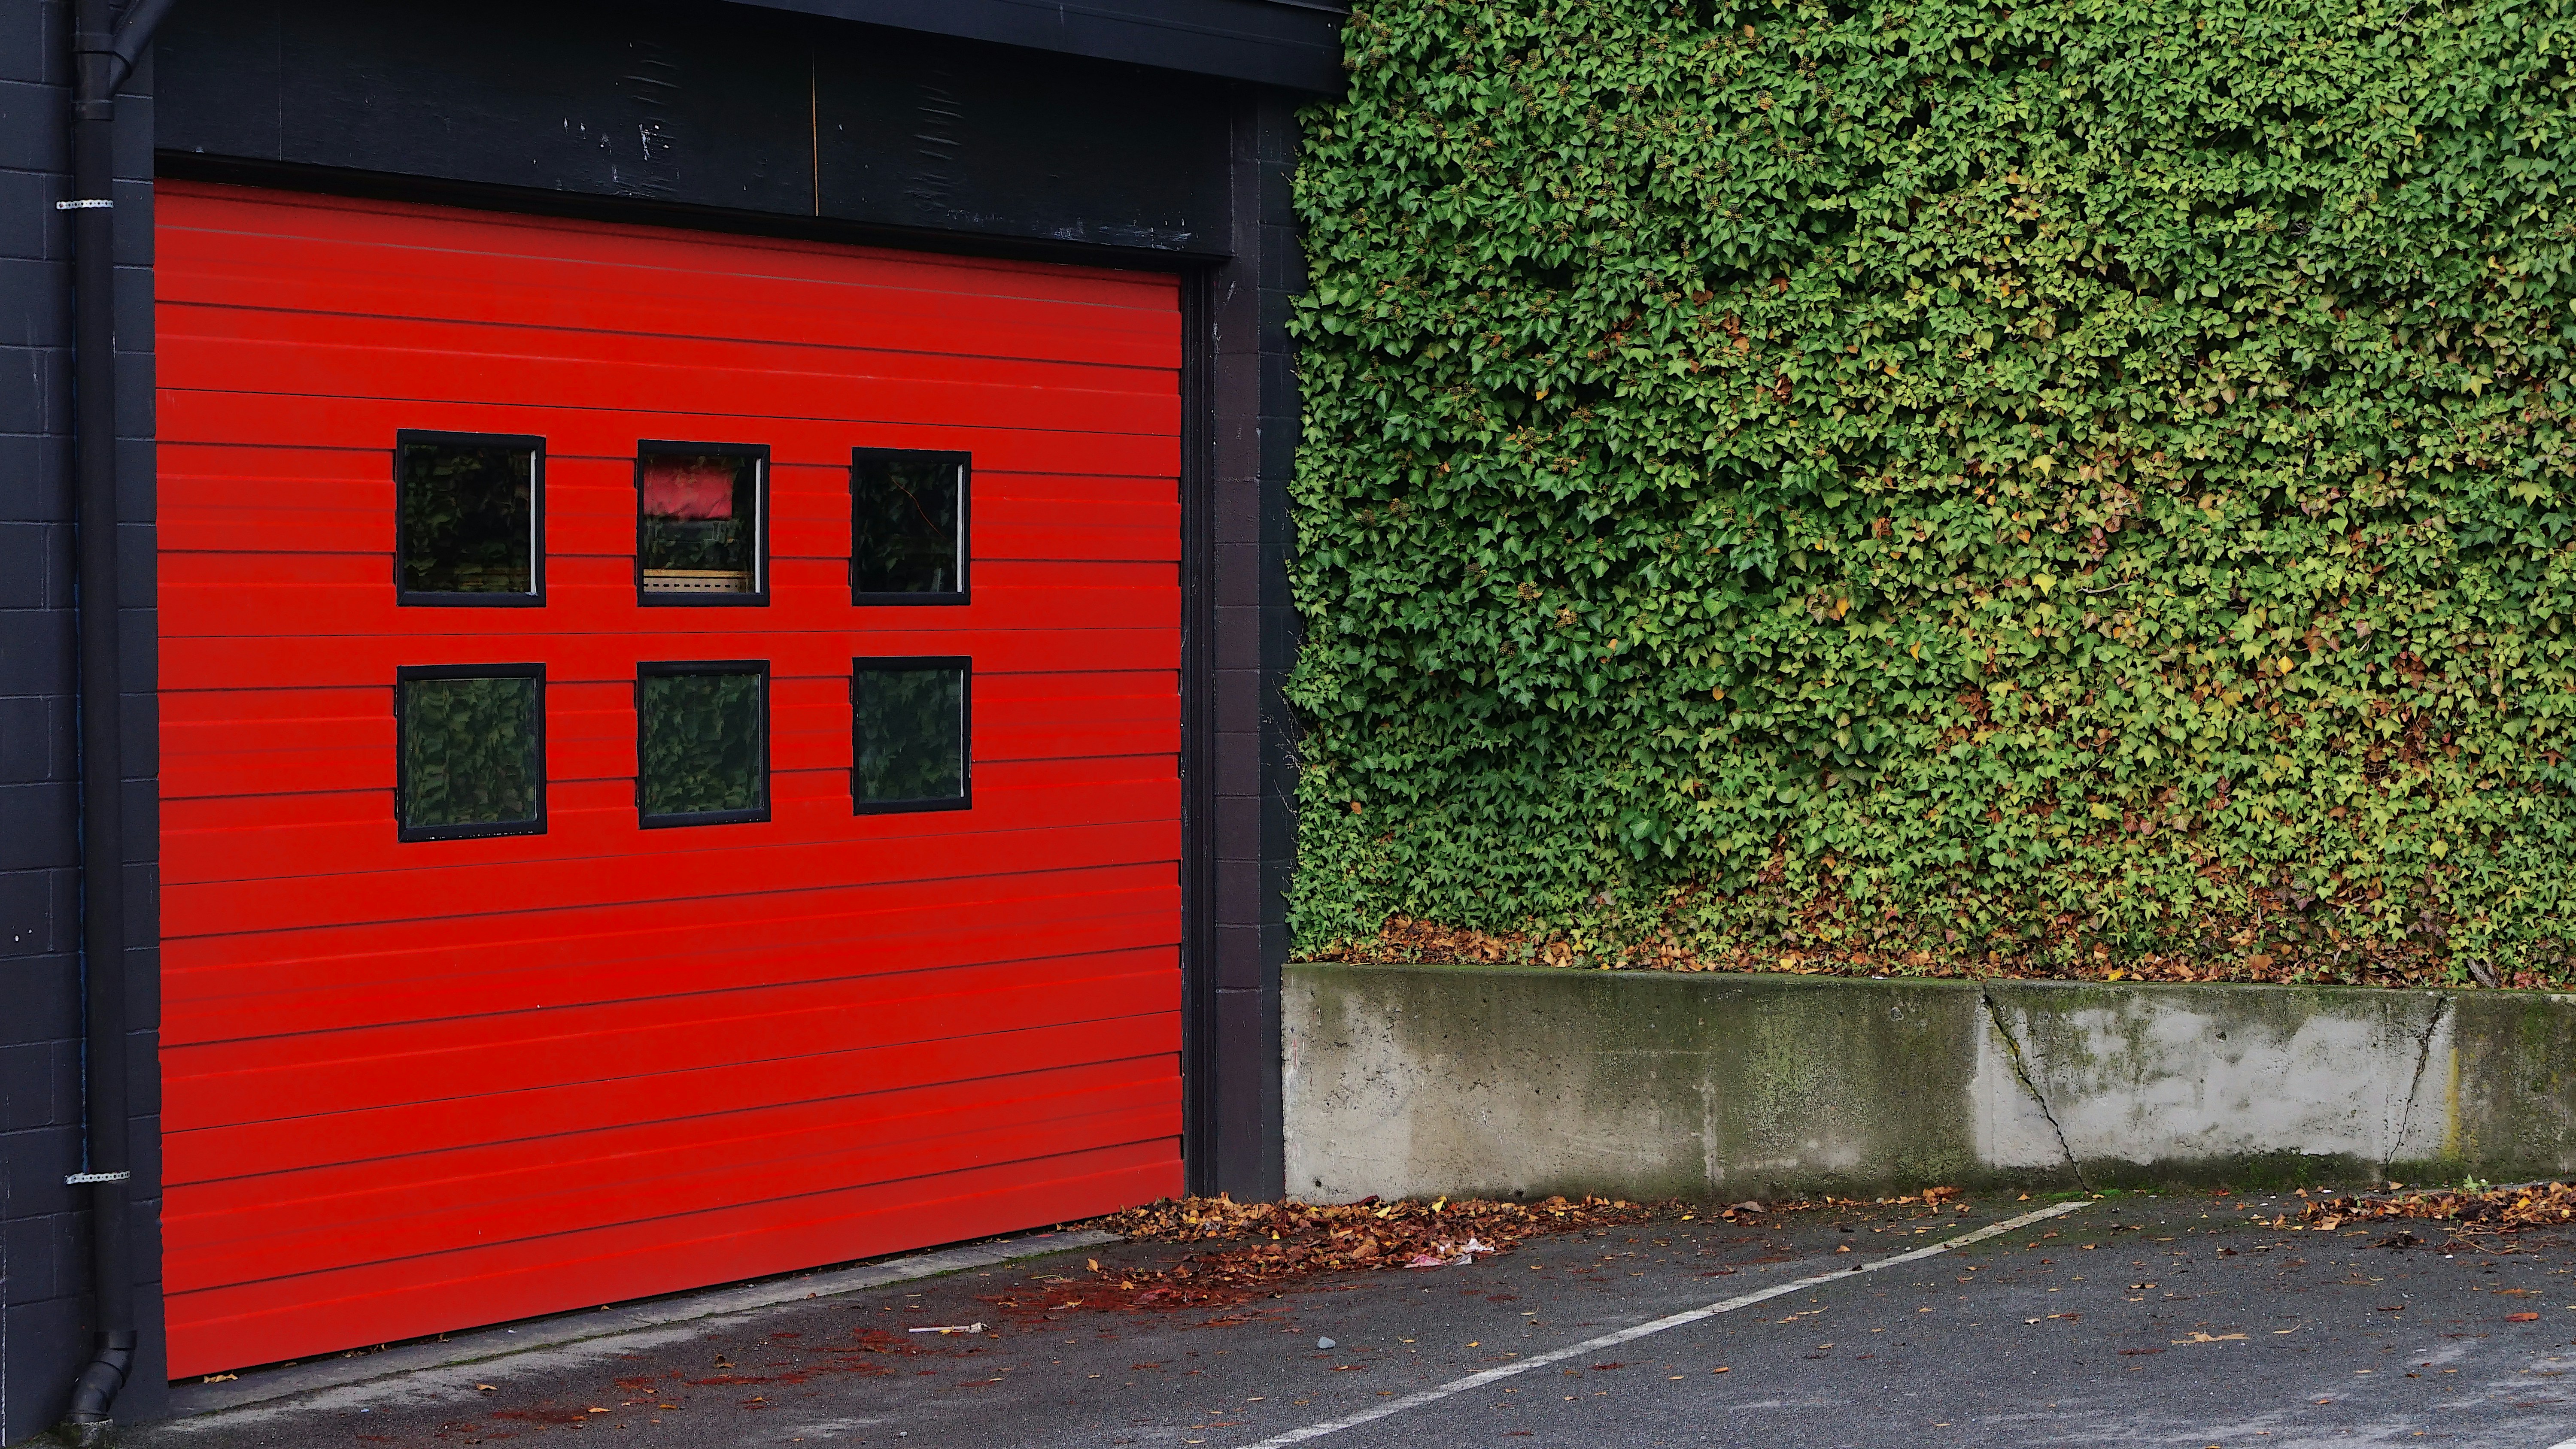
[1,2,169,1441]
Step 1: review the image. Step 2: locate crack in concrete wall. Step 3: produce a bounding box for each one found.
[1980,991,2089,1191]
[2389,992,2452,1170]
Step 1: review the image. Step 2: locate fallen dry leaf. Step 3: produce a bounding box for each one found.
[987,1194,1663,1318]
[1310,910,2500,991]
[2305,1181,2576,1237]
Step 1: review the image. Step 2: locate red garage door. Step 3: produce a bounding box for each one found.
[155,182,1184,1376]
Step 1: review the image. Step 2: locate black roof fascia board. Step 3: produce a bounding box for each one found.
[729,0,1347,92]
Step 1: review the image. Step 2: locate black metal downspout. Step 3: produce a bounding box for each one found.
[60,0,176,1441]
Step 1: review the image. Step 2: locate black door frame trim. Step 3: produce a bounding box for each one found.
[1177,268,1217,1194]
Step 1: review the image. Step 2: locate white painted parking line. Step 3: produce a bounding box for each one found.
[1233,1199,2092,1449]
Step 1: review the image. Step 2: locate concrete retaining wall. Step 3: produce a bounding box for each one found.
[1283,964,2576,1200]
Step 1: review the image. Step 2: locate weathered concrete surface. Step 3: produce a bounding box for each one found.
[1284,963,2576,1200]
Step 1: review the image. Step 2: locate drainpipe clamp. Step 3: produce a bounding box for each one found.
[55,199,113,209]
[65,1170,130,1185]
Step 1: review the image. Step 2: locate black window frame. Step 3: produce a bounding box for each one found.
[850,655,973,815]
[393,662,548,842]
[394,428,548,607]
[850,447,971,606]
[635,658,773,829]
[635,439,772,607]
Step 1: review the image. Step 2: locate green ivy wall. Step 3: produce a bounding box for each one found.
[1285,0,2576,982]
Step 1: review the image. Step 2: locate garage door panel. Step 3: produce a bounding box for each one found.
[160,181,1185,1374]
[167,953,1181,1132]
[169,1003,1180,1185]
[165,756,1179,845]
[182,1091,1180,1292]
[158,339,1182,443]
[167,874,1182,1028]
[166,195,1182,330]
[172,1031,1181,1209]
[156,399,1186,500]
[166,687,1173,799]
[171,1059,1179,1279]
[165,873,1177,1022]
[161,222,1188,321]
[162,631,1180,693]
[164,266,1182,372]
[169,878,1181,1045]
[160,577,1182,639]
[154,215,1186,313]
[159,507,1190,567]
[169,869,1182,1014]
[164,304,1179,404]
[169,709,1176,802]
[164,1143,1181,1379]
[168,811,1179,937]
[163,218,1191,313]
[170,762,1179,858]
[163,814,1180,908]
[159,445,1184,500]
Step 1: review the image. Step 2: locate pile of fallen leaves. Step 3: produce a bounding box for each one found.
[2300,1180,2576,1236]
[1315,910,2534,991]
[983,1194,1663,1319]
[1096,1192,1662,1256]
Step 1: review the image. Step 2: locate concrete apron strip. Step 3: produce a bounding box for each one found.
[164,1228,1122,1423]
[1234,1200,2091,1449]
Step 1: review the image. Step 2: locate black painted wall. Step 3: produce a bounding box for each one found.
[746,0,1345,91]
[3,0,1307,1432]
[157,0,1236,257]
[1,3,169,1441]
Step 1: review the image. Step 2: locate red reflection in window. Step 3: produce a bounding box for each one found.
[643,456,737,521]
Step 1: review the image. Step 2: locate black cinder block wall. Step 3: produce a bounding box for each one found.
[1,3,167,1441]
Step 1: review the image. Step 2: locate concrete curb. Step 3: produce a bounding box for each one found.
[1286,964,2576,1201]
[163,1228,1121,1421]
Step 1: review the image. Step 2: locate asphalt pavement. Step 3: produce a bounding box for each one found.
[132,1190,2576,1449]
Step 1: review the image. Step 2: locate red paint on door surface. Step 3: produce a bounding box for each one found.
[155,182,1183,1376]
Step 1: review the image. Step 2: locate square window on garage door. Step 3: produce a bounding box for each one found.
[638,661,769,827]
[851,449,968,603]
[397,431,544,603]
[395,665,546,840]
[852,658,969,812]
[638,442,766,602]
